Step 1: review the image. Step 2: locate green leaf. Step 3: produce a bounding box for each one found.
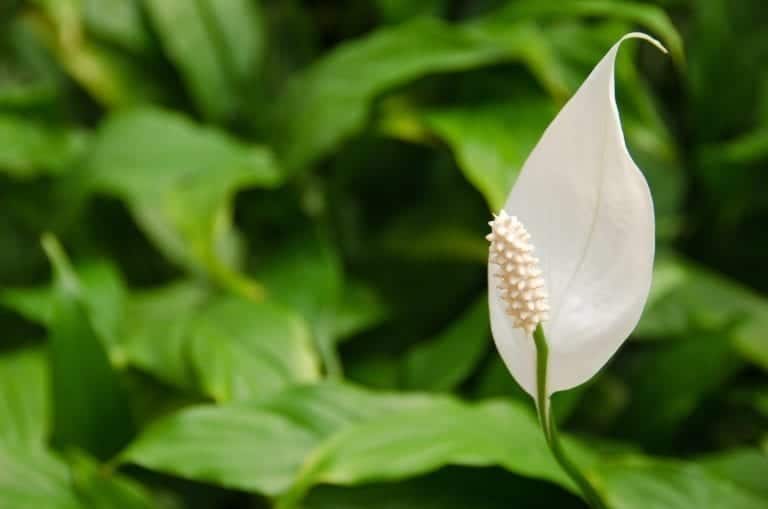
[83,0,151,54]
[188,296,320,402]
[594,456,768,509]
[69,452,158,509]
[121,281,209,390]
[698,448,768,500]
[30,0,160,107]
[0,347,49,450]
[84,108,281,294]
[143,0,263,121]
[493,0,684,64]
[638,254,768,371]
[43,235,134,460]
[333,280,388,341]
[123,282,320,401]
[258,234,344,376]
[613,330,742,446]
[121,404,318,496]
[304,467,581,509]
[0,446,81,509]
[271,17,537,174]
[423,97,554,211]
[278,398,587,506]
[401,296,489,391]
[0,115,88,178]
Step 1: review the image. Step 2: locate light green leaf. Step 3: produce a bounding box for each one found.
[0,446,80,509]
[698,448,768,500]
[0,115,88,178]
[258,234,344,376]
[121,281,209,390]
[43,235,134,460]
[188,296,320,402]
[121,404,318,496]
[83,0,151,54]
[402,296,489,391]
[595,457,768,509]
[123,282,320,401]
[0,347,49,450]
[84,108,281,294]
[279,398,586,505]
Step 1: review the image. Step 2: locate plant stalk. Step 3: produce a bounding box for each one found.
[532,325,608,509]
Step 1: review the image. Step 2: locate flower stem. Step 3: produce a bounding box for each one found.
[532,325,608,509]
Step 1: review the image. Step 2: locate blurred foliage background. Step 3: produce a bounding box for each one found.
[0,0,767,508]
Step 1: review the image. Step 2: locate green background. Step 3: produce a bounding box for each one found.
[0,0,766,508]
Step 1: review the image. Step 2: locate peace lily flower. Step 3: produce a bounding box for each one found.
[487,33,667,508]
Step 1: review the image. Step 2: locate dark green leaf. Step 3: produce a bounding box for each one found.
[402,296,489,391]
[43,235,134,460]
[272,18,545,174]
[69,452,158,509]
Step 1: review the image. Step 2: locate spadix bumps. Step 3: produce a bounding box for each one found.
[486,211,549,333]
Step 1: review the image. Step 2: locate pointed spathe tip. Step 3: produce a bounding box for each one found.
[620,32,668,55]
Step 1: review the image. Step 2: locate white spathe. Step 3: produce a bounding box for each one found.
[489,33,665,397]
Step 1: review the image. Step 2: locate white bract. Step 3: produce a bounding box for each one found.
[488,33,665,398]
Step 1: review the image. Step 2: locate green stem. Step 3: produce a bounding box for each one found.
[532,325,608,509]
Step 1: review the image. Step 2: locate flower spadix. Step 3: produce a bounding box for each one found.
[488,33,666,398]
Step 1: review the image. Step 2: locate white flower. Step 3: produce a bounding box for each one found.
[488,33,666,398]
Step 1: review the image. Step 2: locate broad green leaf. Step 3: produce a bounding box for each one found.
[402,296,489,391]
[0,115,88,178]
[638,254,768,371]
[256,382,439,437]
[121,281,209,390]
[698,449,768,500]
[0,446,80,509]
[188,296,320,402]
[423,97,554,211]
[143,0,263,121]
[84,108,281,292]
[123,282,320,401]
[594,456,768,509]
[333,280,388,342]
[271,17,538,174]
[43,236,134,460]
[258,234,344,376]
[493,0,684,64]
[69,452,158,509]
[0,259,126,355]
[613,330,742,446]
[304,467,581,509]
[0,347,49,450]
[121,404,318,496]
[278,398,587,506]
